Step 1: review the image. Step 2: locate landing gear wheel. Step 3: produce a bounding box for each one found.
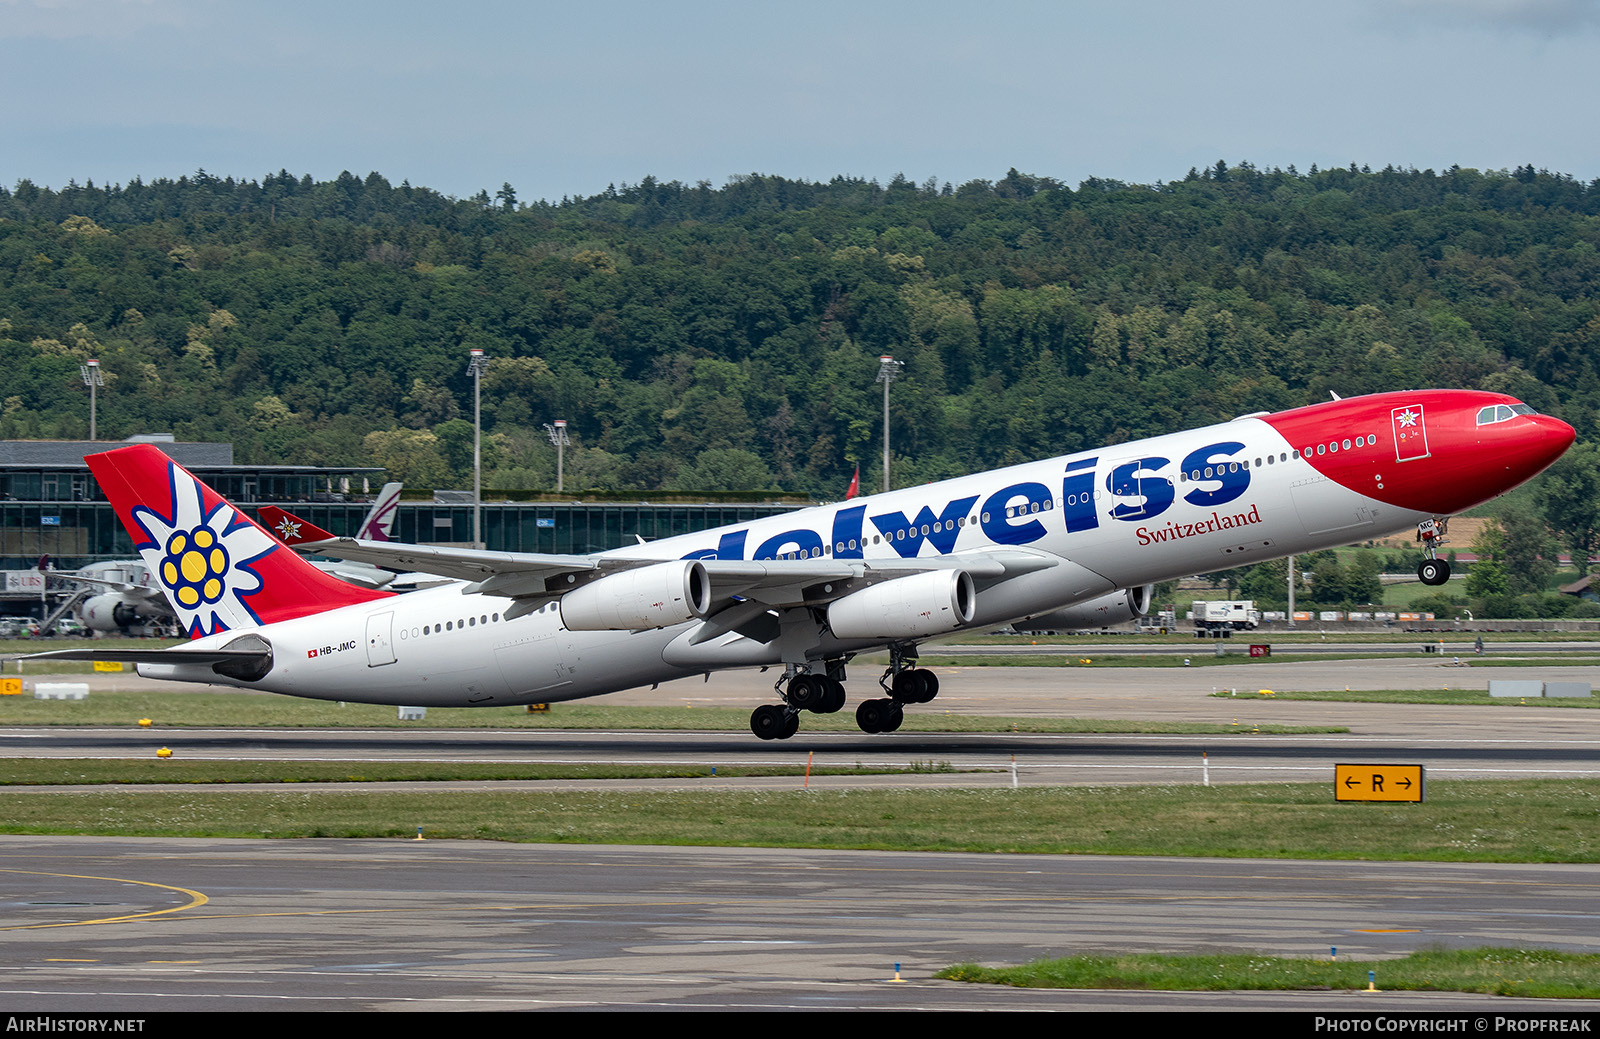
[821,677,846,713]
[1418,559,1451,586]
[787,674,828,712]
[891,668,938,704]
[855,697,901,734]
[751,703,796,740]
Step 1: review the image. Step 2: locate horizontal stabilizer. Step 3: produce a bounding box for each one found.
[8,647,269,667]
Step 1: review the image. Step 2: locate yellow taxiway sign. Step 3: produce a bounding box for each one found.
[1335,763,1425,802]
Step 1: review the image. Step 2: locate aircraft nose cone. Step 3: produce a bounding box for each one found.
[1536,415,1578,466]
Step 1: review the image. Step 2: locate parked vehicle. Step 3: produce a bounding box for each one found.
[1190,600,1261,637]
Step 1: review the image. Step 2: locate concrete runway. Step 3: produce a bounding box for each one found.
[11,658,1597,787]
[2,837,1595,1012]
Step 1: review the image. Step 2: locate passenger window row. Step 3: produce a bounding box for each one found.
[400,612,503,640]
[1303,433,1378,457]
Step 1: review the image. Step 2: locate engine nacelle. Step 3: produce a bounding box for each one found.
[828,569,976,640]
[1013,584,1154,632]
[559,561,712,631]
[79,593,148,632]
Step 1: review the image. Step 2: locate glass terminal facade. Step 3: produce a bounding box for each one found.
[0,442,803,569]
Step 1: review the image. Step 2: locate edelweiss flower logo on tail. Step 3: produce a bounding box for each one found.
[131,463,278,637]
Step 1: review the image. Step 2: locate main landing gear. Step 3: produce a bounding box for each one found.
[746,647,942,740]
[749,668,846,741]
[1417,518,1452,586]
[856,645,939,735]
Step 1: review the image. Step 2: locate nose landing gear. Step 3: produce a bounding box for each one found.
[1417,518,1452,586]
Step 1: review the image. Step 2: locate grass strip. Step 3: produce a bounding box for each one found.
[937,947,1600,999]
[0,692,1342,733]
[3,780,1595,861]
[0,759,952,786]
[954,631,1600,645]
[1217,689,1599,708]
[913,653,1409,668]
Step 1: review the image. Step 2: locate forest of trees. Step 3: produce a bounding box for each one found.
[3,161,1600,614]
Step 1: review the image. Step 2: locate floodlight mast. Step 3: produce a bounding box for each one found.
[875,355,903,493]
[544,420,571,493]
[465,348,490,549]
[1287,555,1297,629]
[80,359,104,441]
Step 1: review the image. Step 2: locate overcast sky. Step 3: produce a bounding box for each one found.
[3,0,1597,202]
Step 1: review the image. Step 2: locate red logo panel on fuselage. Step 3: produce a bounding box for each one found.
[1391,405,1429,461]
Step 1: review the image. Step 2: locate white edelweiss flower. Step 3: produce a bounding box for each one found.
[130,462,278,636]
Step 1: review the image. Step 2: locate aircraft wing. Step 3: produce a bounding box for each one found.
[284,535,605,584]
[694,548,1061,602]
[43,570,162,597]
[259,506,602,582]
[258,504,1070,626]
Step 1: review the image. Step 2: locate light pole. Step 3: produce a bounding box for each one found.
[544,420,571,493]
[80,359,103,441]
[1286,554,1296,629]
[875,355,902,493]
[466,348,489,548]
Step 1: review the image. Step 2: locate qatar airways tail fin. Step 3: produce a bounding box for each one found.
[87,445,393,639]
[358,482,402,541]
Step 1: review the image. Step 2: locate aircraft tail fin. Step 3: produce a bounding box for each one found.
[87,445,393,639]
[357,482,402,541]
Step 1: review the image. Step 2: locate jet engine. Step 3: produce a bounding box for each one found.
[828,569,976,640]
[559,561,713,631]
[79,593,159,633]
[1012,584,1154,632]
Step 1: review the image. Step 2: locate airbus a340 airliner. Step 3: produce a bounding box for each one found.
[25,389,1575,740]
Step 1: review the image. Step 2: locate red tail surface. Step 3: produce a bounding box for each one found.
[88,445,393,638]
[257,506,336,546]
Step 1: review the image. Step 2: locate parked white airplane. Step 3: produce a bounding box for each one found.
[60,482,405,633]
[24,389,1574,739]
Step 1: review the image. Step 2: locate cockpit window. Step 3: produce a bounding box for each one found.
[1477,401,1538,426]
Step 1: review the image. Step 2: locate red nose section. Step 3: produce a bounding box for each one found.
[1261,391,1576,516]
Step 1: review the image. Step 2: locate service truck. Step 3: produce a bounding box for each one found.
[1190,600,1261,637]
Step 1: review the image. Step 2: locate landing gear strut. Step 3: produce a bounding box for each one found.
[1417,518,1452,586]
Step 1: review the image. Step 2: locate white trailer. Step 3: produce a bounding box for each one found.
[1190,600,1261,637]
